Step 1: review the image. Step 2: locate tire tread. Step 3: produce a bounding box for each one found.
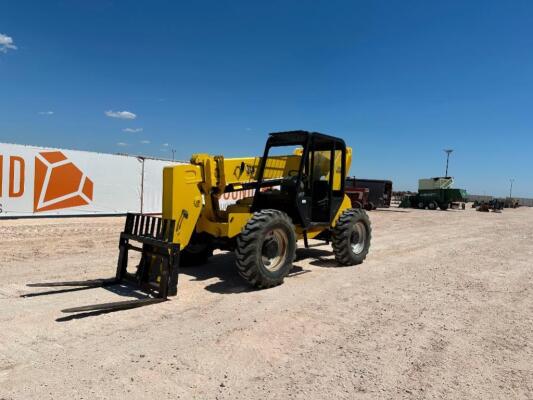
[332,208,372,266]
[235,209,296,289]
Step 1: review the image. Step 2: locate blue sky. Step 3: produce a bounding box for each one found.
[1,1,532,197]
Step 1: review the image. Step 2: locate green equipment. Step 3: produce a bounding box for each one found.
[399,177,467,210]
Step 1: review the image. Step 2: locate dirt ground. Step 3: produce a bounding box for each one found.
[1,207,532,400]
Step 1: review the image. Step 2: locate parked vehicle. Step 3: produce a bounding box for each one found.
[345,178,393,210]
[399,177,467,210]
[345,186,370,210]
[474,199,504,212]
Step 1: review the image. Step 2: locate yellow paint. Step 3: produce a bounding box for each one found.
[331,195,353,227]
[293,147,352,188]
[162,164,203,247]
[162,144,354,247]
[193,155,302,188]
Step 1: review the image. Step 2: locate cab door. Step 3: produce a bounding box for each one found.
[304,142,346,224]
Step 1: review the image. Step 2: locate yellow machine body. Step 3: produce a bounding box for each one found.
[162,146,353,248]
[37,132,369,314]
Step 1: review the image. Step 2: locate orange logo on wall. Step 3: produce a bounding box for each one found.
[33,151,93,212]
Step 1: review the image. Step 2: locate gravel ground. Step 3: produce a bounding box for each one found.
[0,207,532,399]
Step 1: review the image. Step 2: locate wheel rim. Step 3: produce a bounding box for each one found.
[261,228,289,272]
[350,222,367,254]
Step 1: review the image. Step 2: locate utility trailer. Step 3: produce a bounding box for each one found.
[345,178,393,210]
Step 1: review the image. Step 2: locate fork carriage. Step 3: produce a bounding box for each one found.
[116,213,180,298]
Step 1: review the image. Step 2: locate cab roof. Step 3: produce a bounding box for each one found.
[268,130,346,149]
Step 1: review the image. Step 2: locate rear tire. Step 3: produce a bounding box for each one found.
[235,210,296,288]
[332,208,371,266]
[439,203,449,211]
[428,201,437,210]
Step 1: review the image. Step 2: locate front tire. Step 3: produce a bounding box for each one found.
[332,208,371,265]
[235,210,296,288]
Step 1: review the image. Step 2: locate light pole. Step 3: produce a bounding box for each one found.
[171,149,176,162]
[444,149,453,177]
[509,178,514,199]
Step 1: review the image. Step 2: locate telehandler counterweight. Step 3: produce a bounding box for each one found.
[30,131,372,315]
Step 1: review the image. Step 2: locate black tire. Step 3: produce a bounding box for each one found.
[180,233,213,266]
[428,201,437,210]
[235,210,296,288]
[332,208,371,266]
[364,202,373,211]
[439,203,449,211]
[418,201,426,209]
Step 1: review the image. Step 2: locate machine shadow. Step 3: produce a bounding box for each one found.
[56,308,123,322]
[102,284,151,299]
[179,251,311,294]
[295,247,341,268]
[54,248,332,321]
[52,247,331,317]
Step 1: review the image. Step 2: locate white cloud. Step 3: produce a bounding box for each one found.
[116,142,128,146]
[0,33,17,53]
[162,143,169,147]
[122,127,143,133]
[38,111,54,115]
[140,140,150,144]
[105,110,137,120]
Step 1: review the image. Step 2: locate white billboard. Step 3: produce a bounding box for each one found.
[0,143,178,217]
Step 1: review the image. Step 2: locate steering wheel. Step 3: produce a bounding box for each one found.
[284,174,306,192]
[287,170,299,177]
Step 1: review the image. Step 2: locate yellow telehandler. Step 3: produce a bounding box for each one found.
[31,131,371,314]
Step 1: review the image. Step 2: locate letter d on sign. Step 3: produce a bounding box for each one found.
[9,156,25,197]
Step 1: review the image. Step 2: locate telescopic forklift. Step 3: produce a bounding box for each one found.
[29,131,372,314]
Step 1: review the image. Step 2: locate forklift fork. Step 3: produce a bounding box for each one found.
[115,213,180,299]
[27,213,180,315]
